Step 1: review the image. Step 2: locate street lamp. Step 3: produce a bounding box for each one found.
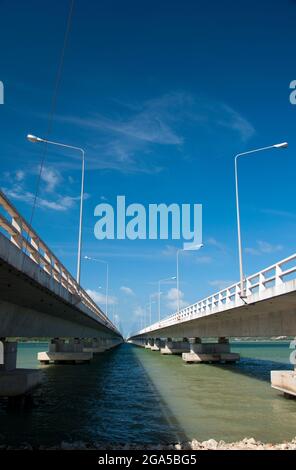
[84,256,109,317]
[158,276,176,322]
[146,295,156,326]
[176,244,204,315]
[27,134,85,284]
[234,142,288,298]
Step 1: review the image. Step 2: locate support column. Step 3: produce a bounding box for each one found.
[160,337,190,355]
[38,338,93,364]
[182,337,240,364]
[0,339,42,405]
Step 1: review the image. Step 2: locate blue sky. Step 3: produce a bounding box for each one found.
[0,0,296,335]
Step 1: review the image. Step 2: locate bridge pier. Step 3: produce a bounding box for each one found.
[103,337,122,350]
[38,338,93,364]
[151,338,165,351]
[83,338,106,354]
[0,339,42,406]
[145,338,154,349]
[160,338,190,355]
[271,367,296,397]
[182,337,240,364]
[129,338,146,347]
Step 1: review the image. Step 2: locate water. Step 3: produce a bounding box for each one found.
[0,341,296,446]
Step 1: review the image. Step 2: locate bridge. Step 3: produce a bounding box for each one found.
[0,190,122,402]
[128,253,296,396]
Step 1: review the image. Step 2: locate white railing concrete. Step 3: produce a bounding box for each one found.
[133,252,296,337]
[0,190,118,333]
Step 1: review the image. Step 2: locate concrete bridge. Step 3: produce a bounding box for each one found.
[128,253,296,397]
[0,190,122,402]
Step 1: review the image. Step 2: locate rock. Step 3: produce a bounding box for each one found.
[202,439,218,449]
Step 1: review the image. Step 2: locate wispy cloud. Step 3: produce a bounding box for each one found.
[2,186,82,212]
[208,279,235,290]
[1,167,88,212]
[207,237,228,253]
[50,92,255,173]
[195,255,213,264]
[261,208,296,220]
[245,240,283,256]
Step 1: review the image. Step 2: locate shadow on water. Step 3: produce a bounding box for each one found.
[211,357,292,384]
[211,342,293,384]
[0,342,186,446]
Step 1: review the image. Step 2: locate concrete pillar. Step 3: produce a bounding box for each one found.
[160,337,190,355]
[0,340,42,405]
[38,338,93,364]
[182,337,240,364]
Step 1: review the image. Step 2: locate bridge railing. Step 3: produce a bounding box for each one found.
[135,252,296,335]
[0,190,118,333]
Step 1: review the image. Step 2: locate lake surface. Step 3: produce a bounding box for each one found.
[0,341,295,446]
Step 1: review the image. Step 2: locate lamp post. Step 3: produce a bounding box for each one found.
[148,295,156,325]
[234,142,288,298]
[144,303,150,328]
[84,256,109,317]
[158,276,176,322]
[176,244,203,315]
[27,134,85,284]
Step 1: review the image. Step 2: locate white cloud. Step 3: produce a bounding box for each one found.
[245,240,283,256]
[86,289,117,306]
[165,287,188,310]
[15,170,25,182]
[3,186,81,212]
[133,305,145,317]
[1,165,90,212]
[40,166,61,192]
[120,286,135,296]
[161,244,177,257]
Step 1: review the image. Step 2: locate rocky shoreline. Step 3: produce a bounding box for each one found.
[1,438,296,450]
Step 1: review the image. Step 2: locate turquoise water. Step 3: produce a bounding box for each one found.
[0,341,295,445]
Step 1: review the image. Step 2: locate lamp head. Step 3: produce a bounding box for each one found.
[27,134,44,143]
[273,142,288,149]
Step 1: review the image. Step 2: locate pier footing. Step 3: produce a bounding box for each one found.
[182,338,240,364]
[0,341,42,402]
[161,339,190,355]
[271,370,296,397]
[38,338,92,364]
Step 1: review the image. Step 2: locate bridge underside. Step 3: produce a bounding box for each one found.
[131,286,296,340]
[0,254,120,339]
